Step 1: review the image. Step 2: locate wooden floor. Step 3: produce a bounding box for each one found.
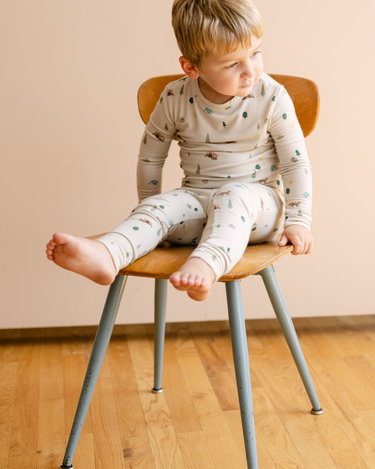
[1,315,375,469]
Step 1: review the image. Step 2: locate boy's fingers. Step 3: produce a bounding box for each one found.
[278,234,288,246]
[290,235,303,255]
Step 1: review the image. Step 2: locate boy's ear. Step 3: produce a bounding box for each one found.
[179,56,200,79]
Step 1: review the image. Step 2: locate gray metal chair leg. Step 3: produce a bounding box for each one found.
[152,278,168,393]
[257,265,323,415]
[226,280,258,469]
[60,274,128,469]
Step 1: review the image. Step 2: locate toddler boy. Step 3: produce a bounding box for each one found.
[46,0,313,301]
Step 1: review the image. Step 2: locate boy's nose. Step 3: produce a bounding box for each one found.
[241,61,256,79]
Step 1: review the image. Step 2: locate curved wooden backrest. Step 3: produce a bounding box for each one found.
[138,73,319,138]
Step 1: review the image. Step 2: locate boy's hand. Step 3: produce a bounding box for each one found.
[278,225,314,255]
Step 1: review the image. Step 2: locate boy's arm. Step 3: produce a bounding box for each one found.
[137,88,177,203]
[269,85,314,255]
[269,86,313,231]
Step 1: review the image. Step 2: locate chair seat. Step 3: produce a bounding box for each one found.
[87,234,293,281]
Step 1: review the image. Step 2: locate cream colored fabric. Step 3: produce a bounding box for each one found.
[137,72,312,229]
[97,183,283,279]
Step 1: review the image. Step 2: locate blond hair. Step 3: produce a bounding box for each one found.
[172,0,263,67]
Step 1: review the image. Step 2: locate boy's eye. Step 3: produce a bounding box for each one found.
[227,62,238,69]
[252,50,261,58]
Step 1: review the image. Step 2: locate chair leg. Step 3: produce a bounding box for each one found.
[225,280,258,469]
[60,275,128,469]
[152,278,168,393]
[257,265,323,415]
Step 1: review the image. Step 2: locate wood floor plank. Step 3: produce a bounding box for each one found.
[308,317,363,358]
[295,345,375,467]
[9,342,41,458]
[295,400,369,469]
[176,431,216,469]
[162,337,201,433]
[250,352,315,435]
[252,387,309,469]
[63,338,93,436]
[90,377,126,469]
[36,398,65,469]
[0,361,18,469]
[336,316,375,357]
[128,334,185,469]
[193,333,239,411]
[224,409,277,469]
[108,336,155,469]
[66,432,96,469]
[7,454,37,469]
[289,431,338,469]
[39,339,64,401]
[172,332,247,469]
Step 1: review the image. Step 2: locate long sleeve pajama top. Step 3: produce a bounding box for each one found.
[137,72,312,230]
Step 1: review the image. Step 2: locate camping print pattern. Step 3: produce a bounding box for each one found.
[137,75,312,233]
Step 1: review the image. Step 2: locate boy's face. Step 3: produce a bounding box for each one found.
[181,36,263,105]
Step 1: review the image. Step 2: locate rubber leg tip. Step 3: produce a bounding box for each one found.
[310,408,324,415]
[151,387,164,394]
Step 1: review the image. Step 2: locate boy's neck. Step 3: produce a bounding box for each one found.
[198,77,234,105]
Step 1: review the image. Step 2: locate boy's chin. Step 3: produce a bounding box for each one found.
[236,88,254,98]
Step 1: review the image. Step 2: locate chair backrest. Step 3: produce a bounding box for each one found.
[138,74,319,138]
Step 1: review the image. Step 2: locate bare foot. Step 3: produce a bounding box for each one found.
[46,233,116,285]
[169,257,215,301]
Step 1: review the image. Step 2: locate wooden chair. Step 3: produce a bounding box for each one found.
[60,74,322,469]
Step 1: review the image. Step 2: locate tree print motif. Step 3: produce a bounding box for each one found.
[223,121,227,128]
[189,97,194,104]
[282,113,287,119]
[243,112,248,119]
[148,180,158,185]
[143,134,147,144]
[251,164,261,179]
[165,123,168,131]
[180,85,184,95]
[206,134,210,143]
[261,84,265,97]
[204,108,213,115]
[196,164,201,174]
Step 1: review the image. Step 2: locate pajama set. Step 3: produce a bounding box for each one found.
[97,72,312,281]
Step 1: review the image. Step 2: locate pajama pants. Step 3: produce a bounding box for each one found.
[97,182,284,281]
